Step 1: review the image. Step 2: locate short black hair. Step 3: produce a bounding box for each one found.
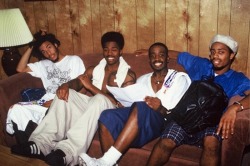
[32,31,60,60]
[101,31,124,50]
[148,42,168,56]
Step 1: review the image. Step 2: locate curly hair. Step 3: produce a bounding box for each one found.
[31,31,60,60]
[101,31,124,50]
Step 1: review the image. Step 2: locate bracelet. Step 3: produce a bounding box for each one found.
[233,101,244,111]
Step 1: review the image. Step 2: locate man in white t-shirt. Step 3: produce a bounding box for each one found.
[6,31,85,141]
[79,42,191,166]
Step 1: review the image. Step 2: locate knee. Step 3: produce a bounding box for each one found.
[203,136,220,153]
[100,109,113,120]
[155,138,176,153]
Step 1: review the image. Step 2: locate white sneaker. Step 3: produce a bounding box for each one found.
[79,153,112,166]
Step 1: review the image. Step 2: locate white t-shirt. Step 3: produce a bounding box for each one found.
[28,55,85,102]
[137,69,191,109]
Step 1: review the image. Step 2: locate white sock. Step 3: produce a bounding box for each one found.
[100,146,122,165]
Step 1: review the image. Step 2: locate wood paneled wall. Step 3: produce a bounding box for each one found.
[0,0,249,79]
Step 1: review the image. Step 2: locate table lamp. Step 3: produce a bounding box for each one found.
[0,8,33,76]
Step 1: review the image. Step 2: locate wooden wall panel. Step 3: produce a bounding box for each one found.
[187,0,199,55]
[100,0,115,33]
[79,0,94,54]
[0,0,5,9]
[154,0,166,44]
[54,0,73,55]
[0,0,249,78]
[136,0,154,49]
[33,2,48,31]
[45,1,56,35]
[91,0,102,53]
[217,0,231,34]
[230,0,249,75]
[23,2,36,33]
[114,0,137,53]
[69,0,82,55]
[199,0,218,58]
[165,0,188,51]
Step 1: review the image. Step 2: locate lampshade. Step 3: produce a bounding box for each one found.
[0,8,33,76]
[0,8,33,47]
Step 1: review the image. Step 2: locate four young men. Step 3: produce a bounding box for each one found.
[10,32,250,166]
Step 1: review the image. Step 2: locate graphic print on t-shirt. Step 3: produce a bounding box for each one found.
[45,65,72,94]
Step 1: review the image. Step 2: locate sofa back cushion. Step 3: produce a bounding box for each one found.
[80,53,185,78]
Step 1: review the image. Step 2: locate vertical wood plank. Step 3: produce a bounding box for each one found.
[187,0,200,55]
[45,1,56,35]
[136,0,154,49]
[100,0,115,34]
[5,0,23,9]
[54,0,73,55]
[165,0,188,51]
[33,2,48,31]
[114,0,137,53]
[69,0,82,55]
[217,0,231,34]
[230,0,249,76]
[23,2,36,34]
[199,0,218,57]
[0,0,6,9]
[79,0,93,54]
[91,0,102,53]
[154,0,166,44]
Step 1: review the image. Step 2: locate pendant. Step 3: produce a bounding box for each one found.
[156,81,161,84]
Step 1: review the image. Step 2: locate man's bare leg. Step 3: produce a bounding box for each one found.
[112,106,139,153]
[147,138,176,166]
[99,123,115,153]
[200,136,220,166]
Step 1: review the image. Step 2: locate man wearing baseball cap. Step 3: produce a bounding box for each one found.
[135,34,250,165]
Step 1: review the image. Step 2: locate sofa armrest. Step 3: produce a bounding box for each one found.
[221,95,250,166]
[0,73,43,146]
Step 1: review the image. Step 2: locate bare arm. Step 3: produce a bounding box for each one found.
[168,50,180,58]
[16,47,33,73]
[56,75,85,101]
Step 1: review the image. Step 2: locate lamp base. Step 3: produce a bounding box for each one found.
[1,47,21,76]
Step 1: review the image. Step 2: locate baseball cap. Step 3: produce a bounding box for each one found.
[209,34,238,54]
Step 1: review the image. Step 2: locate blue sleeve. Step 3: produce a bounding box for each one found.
[177,52,214,81]
[226,72,250,97]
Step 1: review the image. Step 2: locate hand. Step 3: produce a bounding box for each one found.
[134,49,148,56]
[216,104,238,139]
[56,83,69,101]
[78,74,92,90]
[144,96,161,111]
[42,100,53,108]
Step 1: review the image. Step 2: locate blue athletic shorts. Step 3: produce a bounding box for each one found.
[99,101,166,147]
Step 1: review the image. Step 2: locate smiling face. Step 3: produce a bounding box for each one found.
[103,41,122,66]
[149,45,169,71]
[209,42,235,74]
[39,41,60,62]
